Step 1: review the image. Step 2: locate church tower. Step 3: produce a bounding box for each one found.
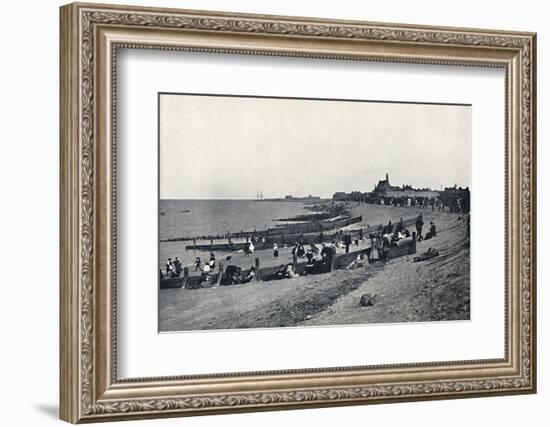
[386,173,389,183]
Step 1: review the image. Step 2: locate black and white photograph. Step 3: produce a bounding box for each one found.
[158,93,471,332]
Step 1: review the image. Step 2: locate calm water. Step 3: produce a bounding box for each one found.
[159,199,312,269]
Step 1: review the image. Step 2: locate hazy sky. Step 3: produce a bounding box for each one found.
[160,94,471,199]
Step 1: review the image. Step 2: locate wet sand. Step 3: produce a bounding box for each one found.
[159,207,469,331]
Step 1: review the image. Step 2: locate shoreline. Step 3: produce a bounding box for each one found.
[159,208,470,331]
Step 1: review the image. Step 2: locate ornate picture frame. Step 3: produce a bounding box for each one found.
[60,2,536,423]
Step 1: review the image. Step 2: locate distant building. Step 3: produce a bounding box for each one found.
[439,185,470,213]
[373,173,401,193]
[333,172,442,207]
[332,173,469,212]
[332,192,349,201]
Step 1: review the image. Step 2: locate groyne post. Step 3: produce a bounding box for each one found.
[255,257,260,281]
[193,238,196,249]
[183,267,189,289]
[412,232,417,254]
[330,247,337,272]
[215,262,223,286]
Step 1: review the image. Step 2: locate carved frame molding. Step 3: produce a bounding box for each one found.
[60,2,536,423]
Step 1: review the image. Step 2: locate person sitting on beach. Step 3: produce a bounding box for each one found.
[194,257,202,271]
[200,262,211,283]
[425,221,437,240]
[390,228,401,246]
[347,253,365,270]
[305,251,316,275]
[310,243,319,254]
[297,243,305,258]
[320,243,331,261]
[286,263,299,279]
[320,243,335,272]
[209,252,216,269]
[275,264,287,279]
[222,265,241,286]
[173,257,182,275]
[241,266,255,284]
[382,232,393,247]
[273,243,279,258]
[165,258,174,275]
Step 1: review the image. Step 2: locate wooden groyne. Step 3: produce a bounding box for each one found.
[161,235,416,290]
[181,214,424,252]
[266,215,361,235]
[160,215,361,243]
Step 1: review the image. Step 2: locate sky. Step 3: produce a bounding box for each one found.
[159,94,471,199]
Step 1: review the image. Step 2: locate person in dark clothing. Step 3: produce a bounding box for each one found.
[173,257,182,275]
[425,221,437,240]
[166,258,175,276]
[320,244,332,261]
[276,264,288,280]
[222,265,241,286]
[305,251,316,275]
[320,244,334,272]
[344,234,352,253]
[415,215,424,241]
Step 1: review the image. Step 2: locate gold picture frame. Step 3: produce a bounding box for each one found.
[60,2,537,423]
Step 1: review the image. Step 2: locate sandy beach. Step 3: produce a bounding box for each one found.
[159,205,469,331]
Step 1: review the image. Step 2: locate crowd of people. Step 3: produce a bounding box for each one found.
[160,256,183,279]
[161,214,440,285]
[220,264,256,285]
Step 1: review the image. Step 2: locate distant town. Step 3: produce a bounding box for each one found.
[332,173,470,213]
[256,192,322,202]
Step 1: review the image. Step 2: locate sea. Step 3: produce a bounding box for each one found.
[159,199,312,270]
